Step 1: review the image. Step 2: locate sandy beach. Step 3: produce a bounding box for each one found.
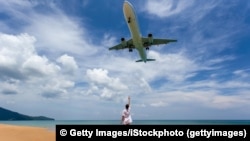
[0,124,55,141]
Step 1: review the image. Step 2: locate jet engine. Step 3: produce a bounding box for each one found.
[148,33,153,45]
[121,37,127,48]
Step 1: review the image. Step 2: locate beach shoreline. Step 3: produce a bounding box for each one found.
[0,123,55,141]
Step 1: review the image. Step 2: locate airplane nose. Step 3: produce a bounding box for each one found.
[123,3,129,10]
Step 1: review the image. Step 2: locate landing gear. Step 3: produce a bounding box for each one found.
[128,17,131,23]
[143,43,150,50]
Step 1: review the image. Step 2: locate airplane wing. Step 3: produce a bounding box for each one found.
[141,37,177,46]
[109,39,134,50]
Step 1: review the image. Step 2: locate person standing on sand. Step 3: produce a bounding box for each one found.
[121,96,132,125]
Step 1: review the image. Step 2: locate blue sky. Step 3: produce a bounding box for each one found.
[0,0,250,120]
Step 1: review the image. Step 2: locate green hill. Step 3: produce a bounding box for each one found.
[0,107,54,120]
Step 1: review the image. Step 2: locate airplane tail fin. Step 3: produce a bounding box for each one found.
[136,59,156,63]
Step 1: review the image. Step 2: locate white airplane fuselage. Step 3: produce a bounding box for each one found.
[123,1,147,62]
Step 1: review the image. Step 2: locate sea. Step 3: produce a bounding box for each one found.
[0,120,250,131]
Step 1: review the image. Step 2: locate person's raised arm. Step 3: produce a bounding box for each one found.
[128,96,130,106]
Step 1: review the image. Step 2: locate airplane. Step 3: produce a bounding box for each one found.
[108,0,177,63]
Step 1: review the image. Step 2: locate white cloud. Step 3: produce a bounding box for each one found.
[0,0,34,13]
[210,95,248,109]
[0,32,75,99]
[57,54,78,74]
[233,69,250,78]
[0,33,60,79]
[187,1,220,24]
[26,13,97,56]
[1,81,19,95]
[206,56,235,66]
[0,0,98,57]
[100,87,114,99]
[101,34,117,48]
[105,51,198,82]
[86,68,128,91]
[102,50,200,83]
[143,0,195,18]
[0,33,35,79]
[22,55,60,77]
[145,89,250,110]
[150,101,167,107]
[182,80,250,90]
